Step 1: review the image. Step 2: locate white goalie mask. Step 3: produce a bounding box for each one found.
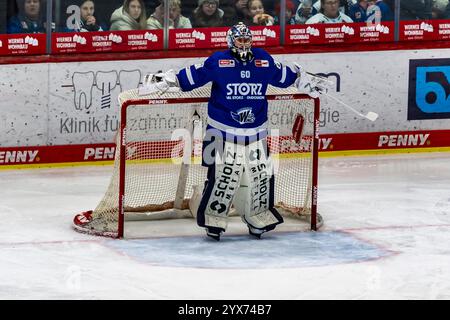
[227,22,253,62]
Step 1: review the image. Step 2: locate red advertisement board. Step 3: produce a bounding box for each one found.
[51,30,164,54]
[286,22,395,45]
[0,33,47,55]
[400,20,450,41]
[1,130,449,168]
[169,26,280,50]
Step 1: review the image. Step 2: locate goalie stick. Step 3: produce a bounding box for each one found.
[325,93,379,122]
[306,71,379,122]
[174,110,201,210]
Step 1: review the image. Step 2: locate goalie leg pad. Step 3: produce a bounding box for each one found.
[233,139,284,234]
[196,141,245,233]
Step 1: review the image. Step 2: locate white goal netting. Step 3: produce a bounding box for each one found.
[74,86,321,237]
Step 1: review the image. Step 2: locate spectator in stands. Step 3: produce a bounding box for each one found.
[399,0,432,20]
[7,0,47,33]
[222,0,251,26]
[306,0,353,23]
[190,0,224,28]
[260,0,276,16]
[295,0,315,24]
[144,0,161,14]
[179,0,199,17]
[246,0,274,26]
[147,0,191,29]
[366,0,393,21]
[312,0,357,15]
[110,0,147,30]
[445,1,450,18]
[66,0,105,32]
[348,0,368,22]
[274,0,297,25]
[431,0,449,19]
[147,0,192,29]
[171,0,193,28]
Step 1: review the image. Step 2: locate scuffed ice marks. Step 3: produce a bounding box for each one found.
[104,231,390,269]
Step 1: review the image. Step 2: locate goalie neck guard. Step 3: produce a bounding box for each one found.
[227,22,253,62]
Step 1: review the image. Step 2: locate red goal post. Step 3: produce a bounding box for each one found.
[73,86,322,238]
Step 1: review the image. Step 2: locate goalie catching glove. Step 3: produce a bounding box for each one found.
[139,69,181,95]
[294,63,333,98]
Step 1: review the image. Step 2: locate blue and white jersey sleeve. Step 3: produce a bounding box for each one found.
[176,56,216,92]
[172,49,303,142]
[268,57,298,89]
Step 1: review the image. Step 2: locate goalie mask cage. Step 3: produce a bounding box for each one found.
[73,86,322,238]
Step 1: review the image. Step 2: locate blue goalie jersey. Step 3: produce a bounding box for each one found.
[176,48,298,138]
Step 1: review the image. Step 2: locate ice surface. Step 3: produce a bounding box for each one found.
[1,152,450,299]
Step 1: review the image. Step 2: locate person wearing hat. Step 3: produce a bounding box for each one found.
[191,0,225,28]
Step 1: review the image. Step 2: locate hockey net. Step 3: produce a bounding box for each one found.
[73,86,322,238]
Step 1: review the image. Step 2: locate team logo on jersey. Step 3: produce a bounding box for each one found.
[219,59,235,67]
[255,60,269,67]
[231,108,256,124]
[226,83,263,96]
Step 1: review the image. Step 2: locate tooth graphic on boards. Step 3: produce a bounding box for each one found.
[95,71,118,109]
[72,71,95,111]
[95,71,118,95]
[119,70,142,92]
